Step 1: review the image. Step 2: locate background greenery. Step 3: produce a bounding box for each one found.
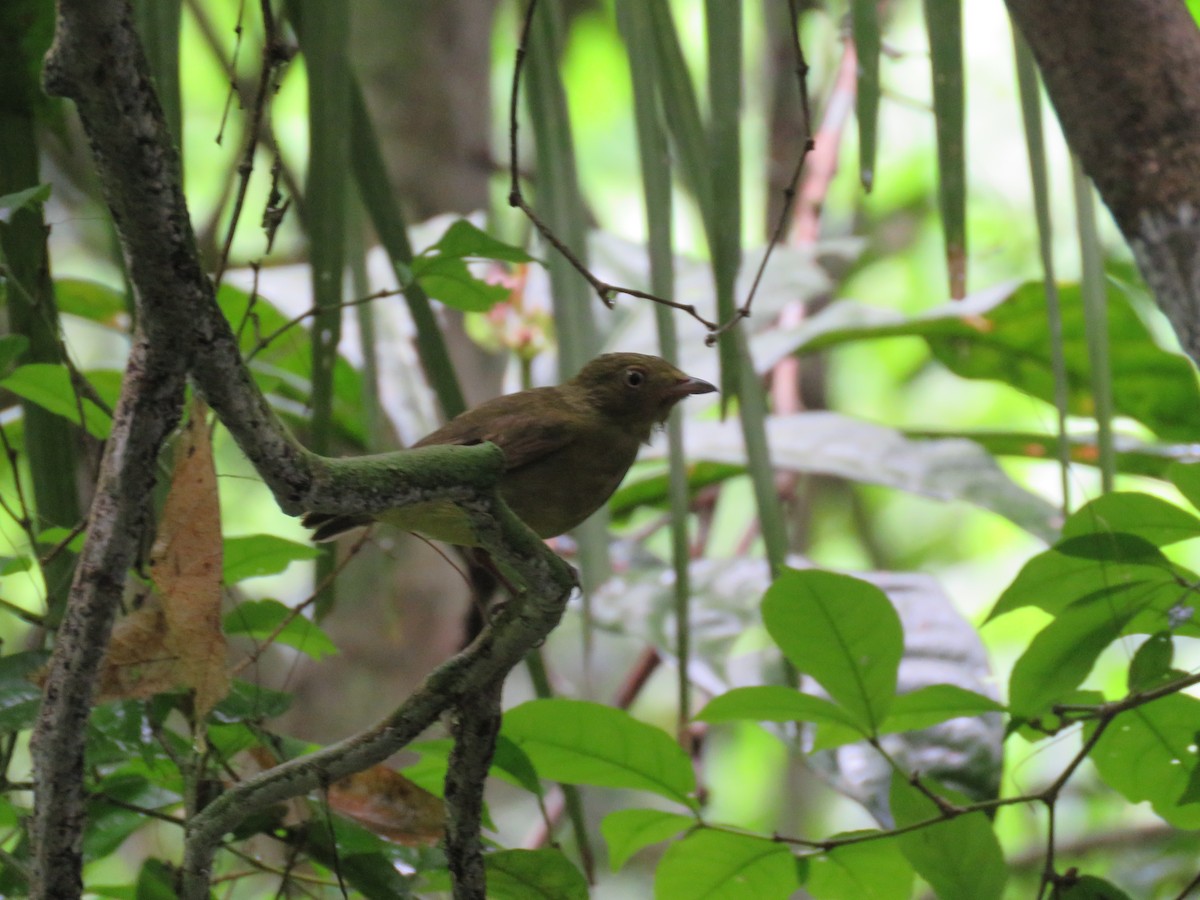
[2,0,1199,897]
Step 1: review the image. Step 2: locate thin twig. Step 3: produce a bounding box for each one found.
[245,289,406,362]
[212,0,293,289]
[507,0,719,334]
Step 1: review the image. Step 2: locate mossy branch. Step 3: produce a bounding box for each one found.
[32,2,575,898]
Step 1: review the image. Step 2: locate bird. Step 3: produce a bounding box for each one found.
[302,352,716,546]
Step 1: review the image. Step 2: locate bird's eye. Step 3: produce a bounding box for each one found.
[625,368,646,388]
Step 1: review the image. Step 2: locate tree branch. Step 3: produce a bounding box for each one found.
[34,2,578,898]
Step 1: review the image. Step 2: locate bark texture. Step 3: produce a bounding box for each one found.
[1007,0,1200,361]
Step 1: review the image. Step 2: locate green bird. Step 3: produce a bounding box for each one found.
[303,352,716,546]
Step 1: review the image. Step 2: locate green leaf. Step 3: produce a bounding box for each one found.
[1,363,111,438]
[655,828,799,900]
[1169,461,1200,512]
[222,534,320,584]
[878,684,1004,734]
[216,285,366,448]
[134,859,177,900]
[923,0,966,298]
[484,849,588,900]
[986,533,1176,621]
[501,699,696,805]
[208,679,292,724]
[889,774,1007,900]
[54,278,129,326]
[1128,632,1174,692]
[0,183,50,219]
[1088,694,1200,827]
[850,0,881,191]
[410,254,510,312]
[602,808,694,872]
[1056,875,1134,900]
[422,219,533,264]
[767,283,1200,441]
[223,599,338,660]
[762,569,903,733]
[1061,492,1200,546]
[85,774,175,860]
[1,555,33,575]
[805,835,914,900]
[695,686,863,733]
[492,734,544,797]
[1008,583,1150,720]
[0,650,49,733]
[0,334,29,375]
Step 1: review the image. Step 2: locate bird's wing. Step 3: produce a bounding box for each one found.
[415,403,578,471]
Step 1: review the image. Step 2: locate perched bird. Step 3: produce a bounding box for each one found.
[303,352,716,546]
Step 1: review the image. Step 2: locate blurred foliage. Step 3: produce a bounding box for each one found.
[2,0,1200,898]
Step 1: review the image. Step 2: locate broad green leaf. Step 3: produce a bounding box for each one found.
[926,282,1199,440]
[85,774,173,860]
[1088,694,1200,828]
[492,734,544,797]
[287,818,417,898]
[1168,461,1200,512]
[879,684,1004,734]
[54,278,128,327]
[986,533,1176,621]
[223,599,337,660]
[421,219,533,264]
[696,686,863,733]
[134,858,177,900]
[404,734,539,801]
[1,363,111,438]
[208,679,292,724]
[502,699,696,805]
[222,534,320,584]
[485,849,587,900]
[1128,632,1174,692]
[602,808,694,872]
[0,650,49,733]
[655,828,799,900]
[0,334,29,374]
[889,774,1007,900]
[1008,583,1148,719]
[762,569,903,733]
[87,701,180,769]
[1061,492,1200,546]
[763,282,1200,440]
[805,835,913,900]
[410,254,510,312]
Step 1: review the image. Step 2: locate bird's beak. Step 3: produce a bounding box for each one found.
[671,376,718,398]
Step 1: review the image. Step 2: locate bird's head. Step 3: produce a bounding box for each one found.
[574,352,716,440]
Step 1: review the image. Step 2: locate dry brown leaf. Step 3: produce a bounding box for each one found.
[327,765,446,846]
[148,396,229,719]
[94,593,179,702]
